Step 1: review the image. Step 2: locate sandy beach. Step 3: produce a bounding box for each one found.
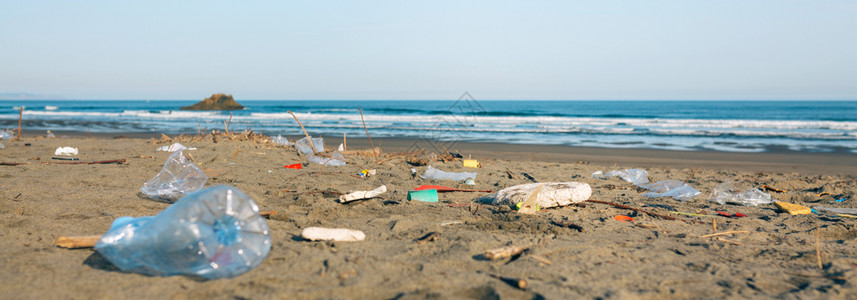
[1,133,856,299]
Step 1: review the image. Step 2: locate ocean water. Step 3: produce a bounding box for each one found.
[1,100,856,153]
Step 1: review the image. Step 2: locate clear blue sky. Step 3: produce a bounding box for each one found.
[1,1,855,100]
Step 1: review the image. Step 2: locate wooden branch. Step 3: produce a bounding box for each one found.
[698,230,750,238]
[287,110,316,153]
[1,162,29,166]
[358,107,378,158]
[585,199,678,220]
[683,167,701,184]
[43,159,126,165]
[484,245,529,260]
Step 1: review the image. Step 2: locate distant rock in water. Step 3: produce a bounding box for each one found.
[181,94,244,111]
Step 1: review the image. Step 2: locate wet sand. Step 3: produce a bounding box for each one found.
[1,134,856,299]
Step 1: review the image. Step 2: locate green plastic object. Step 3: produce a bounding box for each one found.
[408,189,438,202]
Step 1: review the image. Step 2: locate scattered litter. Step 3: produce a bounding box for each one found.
[414,185,492,193]
[408,189,438,202]
[486,182,591,210]
[0,130,11,140]
[709,181,772,206]
[46,130,55,138]
[464,178,476,185]
[301,227,365,242]
[615,215,634,222]
[94,185,272,279]
[338,143,344,151]
[270,135,292,146]
[773,201,812,215]
[283,163,302,169]
[54,147,78,156]
[156,143,196,152]
[294,137,346,166]
[357,169,376,178]
[140,150,208,202]
[339,185,387,203]
[593,169,700,201]
[421,166,477,182]
[463,159,481,168]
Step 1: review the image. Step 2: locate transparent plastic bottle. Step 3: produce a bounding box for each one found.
[95,185,272,279]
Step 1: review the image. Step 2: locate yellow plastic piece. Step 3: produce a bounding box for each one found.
[463,159,481,168]
[773,201,812,215]
[515,202,539,211]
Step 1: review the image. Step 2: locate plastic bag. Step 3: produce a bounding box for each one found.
[95,185,271,279]
[487,182,591,209]
[294,137,324,154]
[592,169,649,186]
[270,135,292,146]
[594,168,700,201]
[306,150,346,166]
[141,150,208,202]
[709,182,772,206]
[421,166,477,182]
[641,180,701,202]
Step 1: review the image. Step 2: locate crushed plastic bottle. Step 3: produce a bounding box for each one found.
[709,181,772,206]
[141,150,208,202]
[0,130,11,140]
[593,168,700,201]
[270,135,292,146]
[95,185,271,279]
[293,137,346,166]
[421,166,477,182]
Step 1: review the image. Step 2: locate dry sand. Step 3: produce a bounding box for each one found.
[1,134,856,299]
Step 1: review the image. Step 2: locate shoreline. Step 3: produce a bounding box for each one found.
[16,129,857,176]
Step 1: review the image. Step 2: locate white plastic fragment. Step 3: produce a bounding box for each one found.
[488,182,592,209]
[294,137,324,154]
[301,227,365,242]
[54,147,78,156]
[709,181,772,206]
[339,185,387,203]
[421,166,477,182]
[156,143,196,152]
[270,135,292,146]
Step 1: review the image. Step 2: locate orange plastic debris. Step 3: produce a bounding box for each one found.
[284,163,302,169]
[614,215,634,222]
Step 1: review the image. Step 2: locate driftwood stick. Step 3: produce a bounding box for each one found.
[1,162,29,166]
[698,230,750,238]
[55,235,101,249]
[585,199,678,220]
[358,107,378,158]
[484,245,529,260]
[287,110,316,153]
[684,167,701,184]
[43,159,126,165]
[343,133,347,152]
[17,106,23,140]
